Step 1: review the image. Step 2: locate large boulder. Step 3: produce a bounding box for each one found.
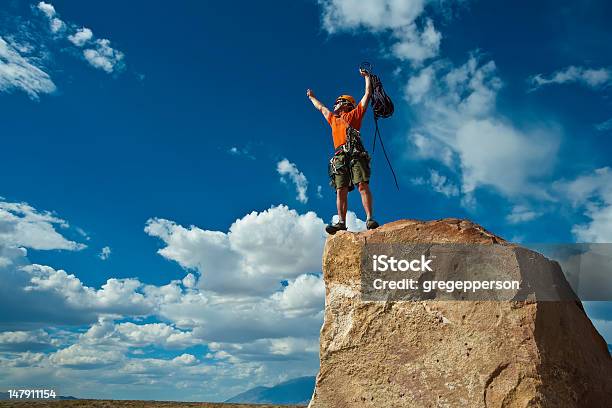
[308,219,612,408]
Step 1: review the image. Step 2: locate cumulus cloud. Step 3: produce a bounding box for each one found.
[36,2,64,33]
[271,274,325,318]
[412,169,459,197]
[404,56,560,199]
[408,132,454,167]
[0,330,54,352]
[318,0,441,65]
[277,159,309,203]
[316,185,323,198]
[36,2,56,18]
[50,343,124,369]
[506,205,541,224]
[332,210,366,232]
[23,264,155,317]
[80,318,200,350]
[455,119,558,197]
[0,37,56,99]
[405,65,435,104]
[35,2,125,74]
[83,39,125,74]
[554,167,612,242]
[529,66,612,91]
[391,18,441,63]
[98,246,111,260]
[1,199,326,400]
[145,205,325,295]
[68,27,93,47]
[0,199,85,251]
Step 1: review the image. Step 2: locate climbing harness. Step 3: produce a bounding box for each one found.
[328,118,370,192]
[360,62,399,190]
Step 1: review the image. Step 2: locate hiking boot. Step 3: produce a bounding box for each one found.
[326,221,347,235]
[366,219,379,230]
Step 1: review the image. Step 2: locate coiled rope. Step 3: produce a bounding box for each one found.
[361,62,399,190]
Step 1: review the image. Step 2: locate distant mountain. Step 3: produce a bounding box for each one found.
[225,376,315,405]
[0,392,77,400]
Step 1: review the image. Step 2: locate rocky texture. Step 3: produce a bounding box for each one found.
[308,219,612,408]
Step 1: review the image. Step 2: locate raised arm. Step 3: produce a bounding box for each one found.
[307,89,331,120]
[359,69,372,110]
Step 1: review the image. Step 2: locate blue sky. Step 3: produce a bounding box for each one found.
[0,0,611,402]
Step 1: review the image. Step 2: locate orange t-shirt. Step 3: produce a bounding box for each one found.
[326,103,366,149]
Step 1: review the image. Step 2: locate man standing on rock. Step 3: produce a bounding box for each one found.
[307,69,379,234]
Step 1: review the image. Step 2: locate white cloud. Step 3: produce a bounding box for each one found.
[0,330,53,352]
[68,27,93,47]
[83,39,125,73]
[50,18,65,33]
[271,274,325,318]
[332,210,366,232]
[408,132,454,167]
[0,203,327,401]
[173,353,198,365]
[145,205,326,295]
[405,65,435,103]
[23,264,155,317]
[37,2,56,19]
[391,19,441,64]
[98,246,111,260]
[318,0,441,65]
[0,37,56,99]
[0,247,97,330]
[0,199,84,251]
[182,273,197,288]
[37,2,65,33]
[228,146,255,159]
[595,118,612,132]
[140,206,329,347]
[319,0,426,33]
[554,167,612,242]
[529,66,612,91]
[277,159,309,203]
[412,169,459,197]
[81,318,200,350]
[404,56,560,199]
[50,343,124,369]
[506,205,541,224]
[34,2,126,74]
[456,119,558,197]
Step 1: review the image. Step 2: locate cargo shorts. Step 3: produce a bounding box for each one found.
[329,152,371,191]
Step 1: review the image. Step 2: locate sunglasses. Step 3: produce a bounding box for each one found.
[335,99,353,106]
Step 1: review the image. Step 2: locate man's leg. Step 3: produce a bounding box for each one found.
[326,186,349,235]
[354,156,378,230]
[357,182,373,220]
[337,186,348,222]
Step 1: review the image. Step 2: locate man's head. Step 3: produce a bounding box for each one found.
[334,94,356,113]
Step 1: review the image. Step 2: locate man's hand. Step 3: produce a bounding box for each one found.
[359,70,372,109]
[307,89,331,119]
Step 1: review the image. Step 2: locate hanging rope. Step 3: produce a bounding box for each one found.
[360,62,399,190]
